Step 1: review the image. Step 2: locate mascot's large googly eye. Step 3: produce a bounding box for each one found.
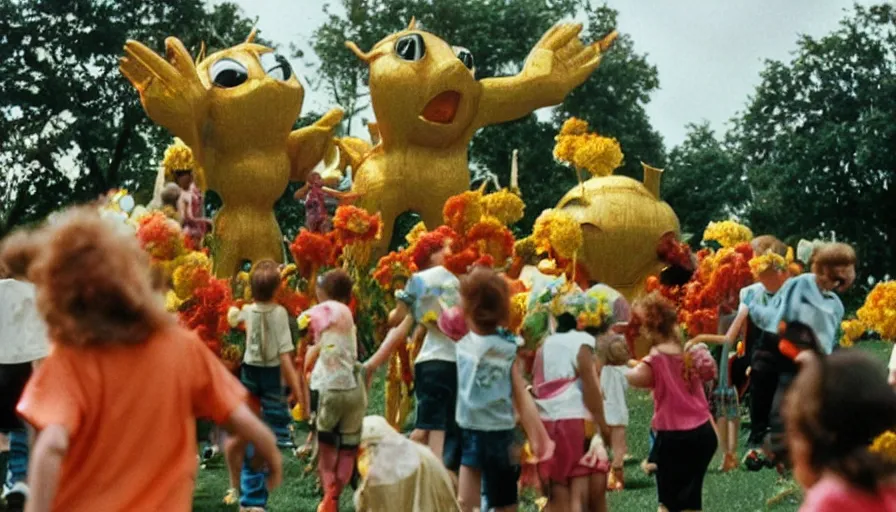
[452,46,474,70]
[210,58,249,88]
[260,52,293,81]
[395,34,425,61]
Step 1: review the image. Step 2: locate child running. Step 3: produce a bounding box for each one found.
[224,260,303,510]
[297,269,366,512]
[0,251,49,510]
[601,334,631,490]
[455,267,554,512]
[785,351,896,511]
[1,207,281,512]
[626,293,717,512]
[532,306,612,510]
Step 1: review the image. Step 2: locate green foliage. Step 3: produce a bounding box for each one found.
[663,122,747,237]
[0,0,261,236]
[731,3,896,283]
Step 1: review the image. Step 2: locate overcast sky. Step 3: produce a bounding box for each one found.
[223,0,872,147]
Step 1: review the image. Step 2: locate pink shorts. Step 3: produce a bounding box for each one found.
[538,419,608,484]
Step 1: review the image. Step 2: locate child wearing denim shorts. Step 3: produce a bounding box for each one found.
[455,268,552,512]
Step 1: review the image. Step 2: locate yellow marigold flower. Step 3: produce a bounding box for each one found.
[559,117,589,136]
[857,281,896,341]
[171,251,211,299]
[482,189,525,226]
[421,310,439,325]
[162,138,195,180]
[749,252,788,278]
[405,221,428,249]
[509,292,529,333]
[164,290,184,312]
[703,220,754,248]
[443,190,484,232]
[870,431,896,462]
[553,135,581,164]
[533,209,583,260]
[573,134,623,177]
[297,314,311,330]
[291,403,304,422]
[514,237,540,264]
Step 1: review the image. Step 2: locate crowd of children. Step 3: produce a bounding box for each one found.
[1,203,895,512]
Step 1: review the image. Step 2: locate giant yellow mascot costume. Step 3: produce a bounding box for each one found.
[343,20,617,254]
[120,30,342,276]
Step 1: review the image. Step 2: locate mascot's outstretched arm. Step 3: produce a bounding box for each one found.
[288,108,345,181]
[474,24,617,129]
[120,37,209,159]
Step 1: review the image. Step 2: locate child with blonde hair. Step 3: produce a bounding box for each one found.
[1,208,280,512]
[601,333,631,490]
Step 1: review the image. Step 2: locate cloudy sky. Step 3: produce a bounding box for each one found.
[224,0,872,147]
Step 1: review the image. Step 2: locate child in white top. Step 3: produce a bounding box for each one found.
[223,260,302,507]
[0,254,50,507]
[600,334,630,491]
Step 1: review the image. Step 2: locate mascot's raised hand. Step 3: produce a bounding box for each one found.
[120,37,209,159]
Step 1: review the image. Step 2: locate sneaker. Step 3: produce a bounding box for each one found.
[223,487,240,505]
[202,444,219,463]
[742,449,766,472]
[3,481,29,511]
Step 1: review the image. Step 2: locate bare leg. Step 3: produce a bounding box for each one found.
[457,465,483,512]
[546,484,571,512]
[610,427,627,470]
[716,417,728,459]
[569,476,590,512]
[224,435,247,491]
[427,429,446,462]
[728,418,740,455]
[588,472,608,512]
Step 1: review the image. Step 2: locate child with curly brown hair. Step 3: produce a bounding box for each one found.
[785,351,896,511]
[454,267,553,512]
[0,207,281,512]
[626,292,717,512]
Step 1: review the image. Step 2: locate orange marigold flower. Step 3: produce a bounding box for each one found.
[136,211,185,262]
[373,251,418,291]
[289,229,336,274]
[443,190,483,233]
[467,216,515,265]
[333,205,382,245]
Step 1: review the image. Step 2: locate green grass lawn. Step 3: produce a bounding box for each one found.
[194,341,893,511]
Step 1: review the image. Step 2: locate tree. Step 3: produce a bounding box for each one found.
[0,0,262,236]
[732,3,896,283]
[663,122,747,238]
[304,0,666,234]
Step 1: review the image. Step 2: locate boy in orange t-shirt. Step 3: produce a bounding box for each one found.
[0,208,281,512]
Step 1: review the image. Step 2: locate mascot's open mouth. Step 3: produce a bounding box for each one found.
[421,91,461,124]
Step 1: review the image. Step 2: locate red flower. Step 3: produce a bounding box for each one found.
[373,251,418,290]
[412,228,458,270]
[179,277,233,355]
[274,283,312,317]
[289,229,336,276]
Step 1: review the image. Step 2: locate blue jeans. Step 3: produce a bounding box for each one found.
[240,365,289,508]
[5,429,28,489]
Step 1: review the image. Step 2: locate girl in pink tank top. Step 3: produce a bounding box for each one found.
[625,293,717,512]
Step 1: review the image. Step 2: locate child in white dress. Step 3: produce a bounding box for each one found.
[600,334,630,490]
